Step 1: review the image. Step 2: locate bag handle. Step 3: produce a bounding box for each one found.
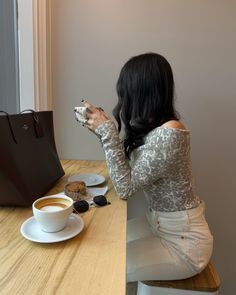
[0,111,18,143]
[0,110,44,143]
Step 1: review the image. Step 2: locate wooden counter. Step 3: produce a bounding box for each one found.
[0,160,127,295]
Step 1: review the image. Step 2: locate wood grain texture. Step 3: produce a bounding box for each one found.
[142,261,221,292]
[0,160,127,295]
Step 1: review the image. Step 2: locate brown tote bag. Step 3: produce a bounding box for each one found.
[0,110,65,206]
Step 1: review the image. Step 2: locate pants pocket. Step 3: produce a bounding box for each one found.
[181,232,213,273]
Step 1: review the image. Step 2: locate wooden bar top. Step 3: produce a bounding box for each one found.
[0,160,127,295]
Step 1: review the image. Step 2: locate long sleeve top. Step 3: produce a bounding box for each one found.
[95,120,200,212]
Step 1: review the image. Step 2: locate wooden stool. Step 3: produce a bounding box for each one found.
[137,261,220,295]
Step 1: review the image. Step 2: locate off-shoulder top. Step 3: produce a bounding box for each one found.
[95,120,200,212]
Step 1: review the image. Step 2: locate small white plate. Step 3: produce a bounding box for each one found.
[68,173,105,186]
[20,214,84,243]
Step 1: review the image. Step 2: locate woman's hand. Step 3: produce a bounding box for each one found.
[83,100,110,132]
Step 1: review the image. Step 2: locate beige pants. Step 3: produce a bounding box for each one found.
[127,202,213,282]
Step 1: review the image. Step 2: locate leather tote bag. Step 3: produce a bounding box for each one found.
[0,110,65,206]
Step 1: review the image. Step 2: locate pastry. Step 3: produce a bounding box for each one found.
[64,181,87,201]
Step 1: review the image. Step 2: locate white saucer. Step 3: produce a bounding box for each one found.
[68,173,105,186]
[20,214,84,243]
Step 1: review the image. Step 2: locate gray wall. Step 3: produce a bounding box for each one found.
[51,1,236,294]
[0,0,19,113]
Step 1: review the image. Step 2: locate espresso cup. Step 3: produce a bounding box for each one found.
[74,106,87,123]
[32,195,73,233]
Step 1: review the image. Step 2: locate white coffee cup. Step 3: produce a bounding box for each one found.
[74,106,87,123]
[32,195,73,233]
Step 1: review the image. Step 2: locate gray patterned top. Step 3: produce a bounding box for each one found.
[95,120,200,212]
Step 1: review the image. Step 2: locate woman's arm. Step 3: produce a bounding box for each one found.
[95,121,175,199]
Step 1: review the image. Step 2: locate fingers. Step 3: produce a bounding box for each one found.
[81,100,105,115]
[81,119,95,133]
[82,100,97,113]
[78,100,109,132]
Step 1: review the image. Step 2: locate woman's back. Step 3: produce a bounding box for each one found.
[131,124,200,212]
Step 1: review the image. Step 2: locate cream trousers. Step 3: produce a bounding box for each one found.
[127,202,213,282]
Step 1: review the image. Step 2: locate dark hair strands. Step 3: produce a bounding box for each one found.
[113,52,179,158]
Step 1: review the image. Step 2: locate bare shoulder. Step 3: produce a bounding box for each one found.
[161,120,187,130]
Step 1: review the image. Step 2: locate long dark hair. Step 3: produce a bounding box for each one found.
[113,52,179,158]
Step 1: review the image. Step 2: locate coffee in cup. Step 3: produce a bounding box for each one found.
[33,195,73,233]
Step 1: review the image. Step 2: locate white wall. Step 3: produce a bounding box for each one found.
[51,1,236,294]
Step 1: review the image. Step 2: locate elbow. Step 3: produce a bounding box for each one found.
[118,194,129,200]
[111,173,134,200]
[115,187,133,200]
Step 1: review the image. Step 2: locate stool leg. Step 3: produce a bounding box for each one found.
[137,282,219,295]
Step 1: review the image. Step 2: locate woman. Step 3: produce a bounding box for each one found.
[77,53,213,283]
